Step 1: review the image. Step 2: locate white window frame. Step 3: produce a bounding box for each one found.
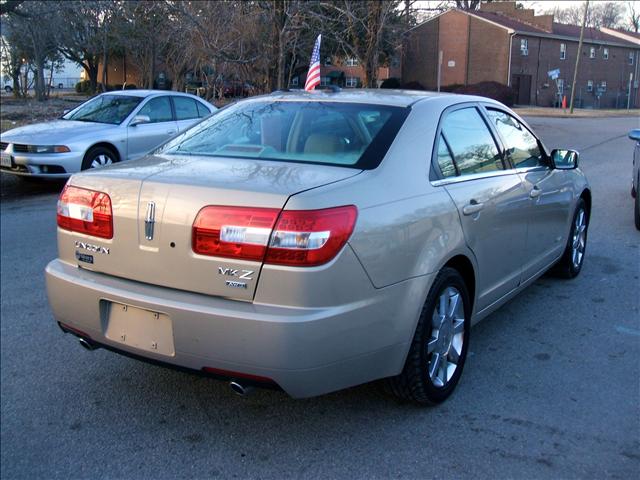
[560,43,566,60]
[600,80,607,91]
[603,48,609,60]
[589,47,596,58]
[290,76,299,86]
[520,38,528,56]
[587,80,593,92]
[345,76,359,88]
[345,57,359,67]
[320,76,330,87]
[629,52,635,65]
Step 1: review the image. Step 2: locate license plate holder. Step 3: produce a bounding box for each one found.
[0,152,13,168]
[105,302,175,356]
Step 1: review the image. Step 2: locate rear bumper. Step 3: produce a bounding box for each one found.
[45,258,432,398]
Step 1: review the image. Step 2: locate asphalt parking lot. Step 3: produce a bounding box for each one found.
[1,115,639,479]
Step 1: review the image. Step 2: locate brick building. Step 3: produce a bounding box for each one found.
[291,57,401,89]
[403,1,640,108]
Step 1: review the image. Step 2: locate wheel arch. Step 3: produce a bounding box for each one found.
[84,142,121,163]
[580,188,592,222]
[442,254,476,312]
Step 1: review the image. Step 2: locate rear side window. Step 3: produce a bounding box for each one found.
[138,97,173,123]
[196,101,210,118]
[485,109,545,168]
[173,97,200,121]
[437,133,457,178]
[440,107,503,176]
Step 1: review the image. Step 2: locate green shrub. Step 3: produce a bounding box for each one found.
[380,78,402,89]
[75,80,92,93]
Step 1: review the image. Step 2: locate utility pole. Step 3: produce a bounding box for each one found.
[569,0,589,114]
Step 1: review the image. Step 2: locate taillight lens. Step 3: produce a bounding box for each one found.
[266,206,357,266]
[192,205,357,267]
[57,185,113,239]
[192,206,280,261]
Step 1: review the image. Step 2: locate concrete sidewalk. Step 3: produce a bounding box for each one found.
[514,106,640,118]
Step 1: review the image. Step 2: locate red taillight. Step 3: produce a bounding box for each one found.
[192,206,281,261]
[266,206,357,266]
[57,185,113,239]
[192,205,357,267]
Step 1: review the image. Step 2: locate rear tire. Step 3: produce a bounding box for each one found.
[386,267,471,406]
[551,198,588,278]
[81,146,117,171]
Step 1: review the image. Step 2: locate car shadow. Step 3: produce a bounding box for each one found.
[0,172,67,200]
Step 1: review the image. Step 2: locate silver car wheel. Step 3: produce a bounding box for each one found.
[427,286,465,388]
[571,207,587,269]
[90,154,114,169]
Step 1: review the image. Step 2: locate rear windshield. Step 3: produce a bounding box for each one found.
[63,95,142,125]
[159,100,409,169]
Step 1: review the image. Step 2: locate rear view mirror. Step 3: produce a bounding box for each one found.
[130,115,151,127]
[629,129,640,142]
[551,149,579,170]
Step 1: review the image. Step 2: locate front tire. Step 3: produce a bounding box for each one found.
[81,146,117,171]
[551,198,588,278]
[386,267,471,406]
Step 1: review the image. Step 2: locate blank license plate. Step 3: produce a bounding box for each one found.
[105,302,175,356]
[0,152,12,168]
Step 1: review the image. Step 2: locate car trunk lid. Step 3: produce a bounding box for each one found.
[59,154,360,301]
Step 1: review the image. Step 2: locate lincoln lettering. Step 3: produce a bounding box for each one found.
[75,241,110,255]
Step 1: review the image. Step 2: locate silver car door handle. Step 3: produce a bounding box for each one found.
[166,130,176,135]
[530,186,542,198]
[462,202,484,216]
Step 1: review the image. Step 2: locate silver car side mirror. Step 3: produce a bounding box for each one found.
[551,149,579,170]
[130,115,151,127]
[629,129,640,142]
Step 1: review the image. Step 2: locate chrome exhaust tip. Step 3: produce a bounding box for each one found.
[78,338,99,351]
[229,381,253,397]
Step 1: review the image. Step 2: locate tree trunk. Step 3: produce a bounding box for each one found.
[34,55,46,101]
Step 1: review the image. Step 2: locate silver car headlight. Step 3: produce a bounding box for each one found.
[30,145,71,153]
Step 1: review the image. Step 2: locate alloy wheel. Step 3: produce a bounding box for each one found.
[427,286,465,388]
[571,207,587,269]
[90,154,114,169]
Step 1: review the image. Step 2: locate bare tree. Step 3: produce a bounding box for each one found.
[627,1,640,32]
[318,1,402,88]
[546,1,625,28]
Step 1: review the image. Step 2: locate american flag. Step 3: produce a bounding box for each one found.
[304,34,322,92]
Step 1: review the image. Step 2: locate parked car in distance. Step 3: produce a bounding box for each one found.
[629,129,640,230]
[3,84,12,93]
[0,90,216,177]
[46,90,591,405]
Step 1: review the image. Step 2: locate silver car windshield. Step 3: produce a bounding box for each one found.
[63,95,142,125]
[160,101,408,169]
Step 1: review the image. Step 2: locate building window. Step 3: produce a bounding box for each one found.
[589,47,596,58]
[290,77,299,86]
[557,78,564,93]
[320,76,330,87]
[520,39,528,56]
[600,81,607,91]
[323,57,332,66]
[603,48,609,60]
[560,43,566,60]
[345,76,359,88]
[629,52,635,65]
[345,57,359,67]
[587,80,593,92]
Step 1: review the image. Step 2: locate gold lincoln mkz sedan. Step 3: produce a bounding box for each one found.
[46,90,590,405]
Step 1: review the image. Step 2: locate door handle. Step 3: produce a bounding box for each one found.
[166,130,176,135]
[530,186,542,198]
[462,201,484,216]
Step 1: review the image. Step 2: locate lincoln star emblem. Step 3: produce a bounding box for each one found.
[145,201,156,240]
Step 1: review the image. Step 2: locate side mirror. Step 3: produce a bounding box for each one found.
[130,115,151,127]
[629,129,640,142]
[551,149,579,170]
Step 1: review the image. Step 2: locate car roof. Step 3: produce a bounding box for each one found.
[102,89,204,100]
[261,88,463,107]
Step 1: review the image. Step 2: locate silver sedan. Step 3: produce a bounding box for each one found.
[45,90,590,405]
[0,90,216,177]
